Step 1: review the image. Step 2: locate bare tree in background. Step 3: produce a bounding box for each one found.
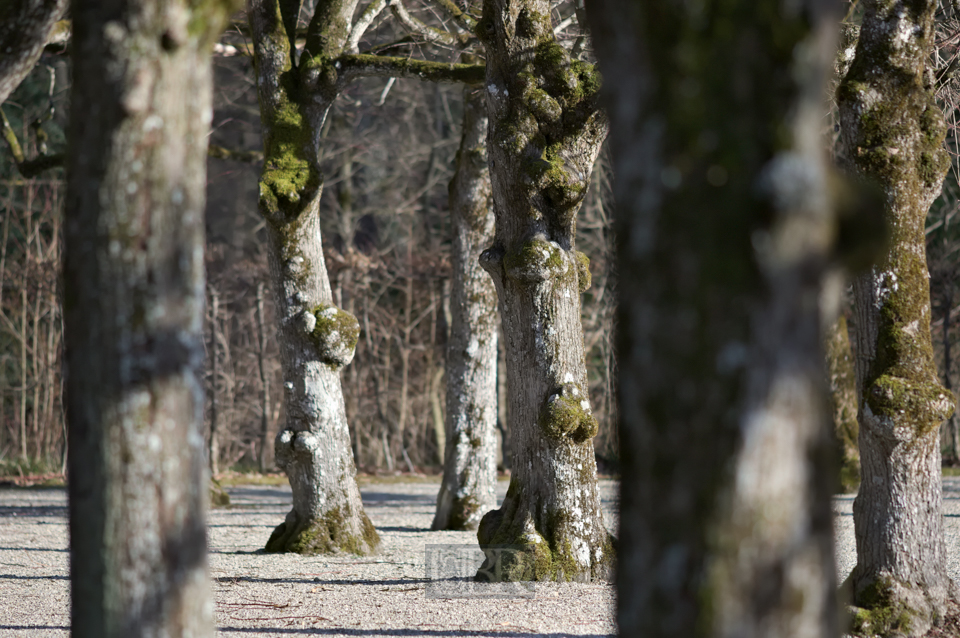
[64,0,236,635]
[838,0,959,633]
[589,1,847,635]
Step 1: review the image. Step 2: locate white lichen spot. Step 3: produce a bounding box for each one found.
[580,400,591,412]
[466,338,479,357]
[875,270,899,309]
[563,372,574,384]
[487,83,499,96]
[171,188,183,205]
[302,312,317,333]
[284,381,294,391]
[571,386,580,397]
[126,182,137,195]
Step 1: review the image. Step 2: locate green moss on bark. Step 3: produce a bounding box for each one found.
[265,506,379,555]
[308,304,360,369]
[539,383,598,443]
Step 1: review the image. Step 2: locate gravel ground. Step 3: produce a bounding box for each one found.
[0,477,957,637]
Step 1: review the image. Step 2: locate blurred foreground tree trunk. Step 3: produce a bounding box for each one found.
[432,86,498,531]
[474,0,613,581]
[588,1,844,635]
[64,0,235,635]
[838,1,958,634]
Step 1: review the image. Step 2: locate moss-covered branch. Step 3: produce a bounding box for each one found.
[310,53,485,85]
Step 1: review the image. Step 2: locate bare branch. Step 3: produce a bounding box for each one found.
[390,0,458,46]
[431,0,477,32]
[1,106,62,177]
[208,144,265,163]
[347,0,391,54]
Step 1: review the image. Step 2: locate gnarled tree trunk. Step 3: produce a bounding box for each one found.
[588,1,844,635]
[838,1,958,633]
[474,0,612,582]
[249,0,378,555]
[64,1,235,635]
[432,86,499,531]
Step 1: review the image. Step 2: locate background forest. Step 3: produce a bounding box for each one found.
[5,1,960,482]
[0,9,619,476]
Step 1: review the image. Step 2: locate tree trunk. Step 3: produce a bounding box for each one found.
[249,0,378,555]
[432,87,499,531]
[209,287,220,476]
[256,280,272,472]
[944,285,959,463]
[588,2,844,636]
[827,316,860,493]
[64,1,234,635]
[474,0,612,581]
[838,3,958,631]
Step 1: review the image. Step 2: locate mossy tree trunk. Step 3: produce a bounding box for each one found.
[432,87,499,531]
[588,2,844,635]
[64,0,236,635]
[249,0,378,555]
[827,316,860,493]
[838,1,958,633]
[473,0,612,582]
[248,0,483,554]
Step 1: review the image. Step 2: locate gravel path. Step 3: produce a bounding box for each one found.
[0,477,957,637]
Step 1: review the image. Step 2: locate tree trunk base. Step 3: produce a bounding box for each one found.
[432,486,484,531]
[265,507,379,555]
[846,572,960,638]
[475,487,613,583]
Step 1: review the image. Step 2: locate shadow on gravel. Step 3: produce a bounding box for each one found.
[0,546,67,552]
[0,574,69,580]
[217,576,424,587]
[0,506,66,517]
[218,629,610,637]
[0,625,68,632]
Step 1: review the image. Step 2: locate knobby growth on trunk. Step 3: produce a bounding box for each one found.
[838,1,958,634]
[248,0,483,554]
[433,86,499,531]
[473,0,613,582]
[64,0,236,635]
[589,1,847,635]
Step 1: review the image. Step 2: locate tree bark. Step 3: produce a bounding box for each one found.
[432,86,499,531]
[827,316,860,493]
[588,1,844,636]
[474,0,612,582]
[64,1,235,635]
[838,1,958,632]
[0,0,68,105]
[256,280,272,472]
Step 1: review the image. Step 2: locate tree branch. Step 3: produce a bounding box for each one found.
[332,54,484,85]
[208,143,265,163]
[1,106,62,177]
[347,0,390,54]
[431,0,477,32]
[390,0,458,46]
